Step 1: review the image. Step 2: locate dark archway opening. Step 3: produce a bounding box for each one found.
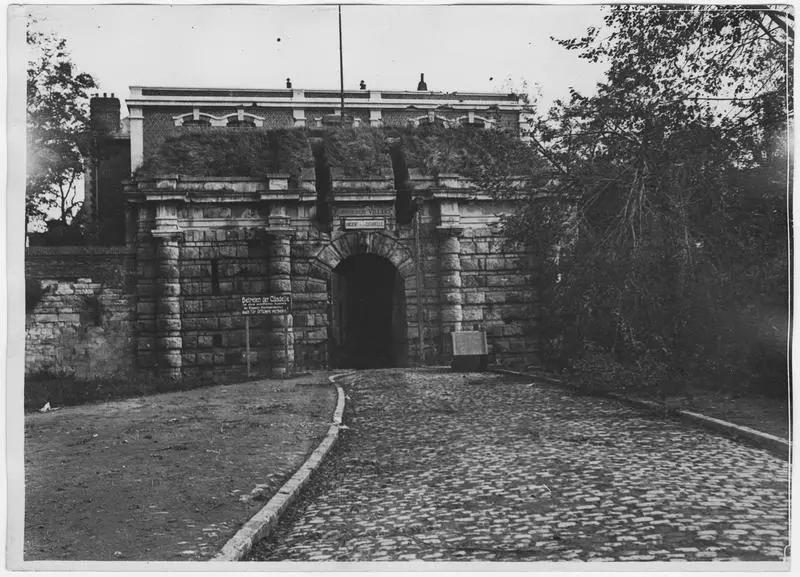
[330,254,407,369]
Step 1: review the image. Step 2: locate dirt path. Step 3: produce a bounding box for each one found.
[24,372,336,561]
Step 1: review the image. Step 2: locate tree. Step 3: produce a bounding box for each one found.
[506,5,792,397]
[27,19,97,228]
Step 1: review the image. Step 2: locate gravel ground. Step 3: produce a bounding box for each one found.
[24,372,336,561]
[249,368,790,563]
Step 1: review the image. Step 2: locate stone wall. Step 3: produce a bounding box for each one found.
[25,247,136,378]
[24,195,539,379]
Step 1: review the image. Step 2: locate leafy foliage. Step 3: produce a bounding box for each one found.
[506,5,791,398]
[26,20,97,227]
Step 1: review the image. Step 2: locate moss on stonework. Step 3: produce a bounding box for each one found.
[135,126,544,182]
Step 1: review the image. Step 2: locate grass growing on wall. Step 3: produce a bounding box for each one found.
[136,129,314,180]
[318,128,393,178]
[134,126,544,183]
[389,125,546,179]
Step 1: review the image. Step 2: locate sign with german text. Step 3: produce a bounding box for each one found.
[241,295,291,315]
[343,217,385,230]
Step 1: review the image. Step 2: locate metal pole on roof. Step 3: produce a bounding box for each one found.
[339,4,345,125]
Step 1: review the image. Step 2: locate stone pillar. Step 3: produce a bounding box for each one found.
[134,204,158,371]
[155,235,182,378]
[152,202,182,379]
[267,210,295,377]
[438,225,464,337]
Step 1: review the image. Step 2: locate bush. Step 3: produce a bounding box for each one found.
[569,349,672,398]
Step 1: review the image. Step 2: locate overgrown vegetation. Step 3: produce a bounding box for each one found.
[390,125,547,185]
[134,125,540,183]
[136,129,314,181]
[500,5,791,400]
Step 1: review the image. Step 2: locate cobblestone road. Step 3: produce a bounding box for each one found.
[249,369,790,562]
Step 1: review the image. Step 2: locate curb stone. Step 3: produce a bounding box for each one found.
[492,368,790,461]
[211,372,353,562]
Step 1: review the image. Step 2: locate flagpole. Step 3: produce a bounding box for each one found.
[339,4,345,125]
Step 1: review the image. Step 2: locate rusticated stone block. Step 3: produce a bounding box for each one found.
[157,244,180,261]
[161,283,181,297]
[306,329,326,340]
[440,273,462,289]
[485,292,506,304]
[156,318,182,332]
[198,317,219,329]
[439,236,460,255]
[462,307,484,321]
[271,260,292,276]
[465,292,485,304]
[203,299,226,313]
[460,257,481,271]
[397,260,416,279]
[292,262,310,276]
[162,351,182,368]
[199,246,217,259]
[157,336,183,350]
[315,244,341,269]
[269,241,292,258]
[439,253,461,270]
[440,308,463,323]
[442,292,463,305]
[308,260,331,281]
[156,300,181,315]
[269,279,292,293]
[269,314,293,328]
[216,245,235,258]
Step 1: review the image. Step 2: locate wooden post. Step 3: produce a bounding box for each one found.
[284,313,290,377]
[414,209,425,364]
[245,314,251,377]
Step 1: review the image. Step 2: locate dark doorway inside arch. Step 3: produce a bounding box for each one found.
[330,254,407,369]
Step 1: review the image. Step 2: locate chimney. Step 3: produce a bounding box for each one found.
[90,93,121,133]
[417,73,427,91]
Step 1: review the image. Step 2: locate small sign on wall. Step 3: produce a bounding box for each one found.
[343,217,386,230]
[241,294,292,315]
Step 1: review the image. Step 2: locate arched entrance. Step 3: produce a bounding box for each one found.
[330,254,407,368]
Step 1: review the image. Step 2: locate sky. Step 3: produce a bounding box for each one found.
[18,3,609,117]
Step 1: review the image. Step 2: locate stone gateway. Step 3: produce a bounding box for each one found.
[26,85,543,378]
